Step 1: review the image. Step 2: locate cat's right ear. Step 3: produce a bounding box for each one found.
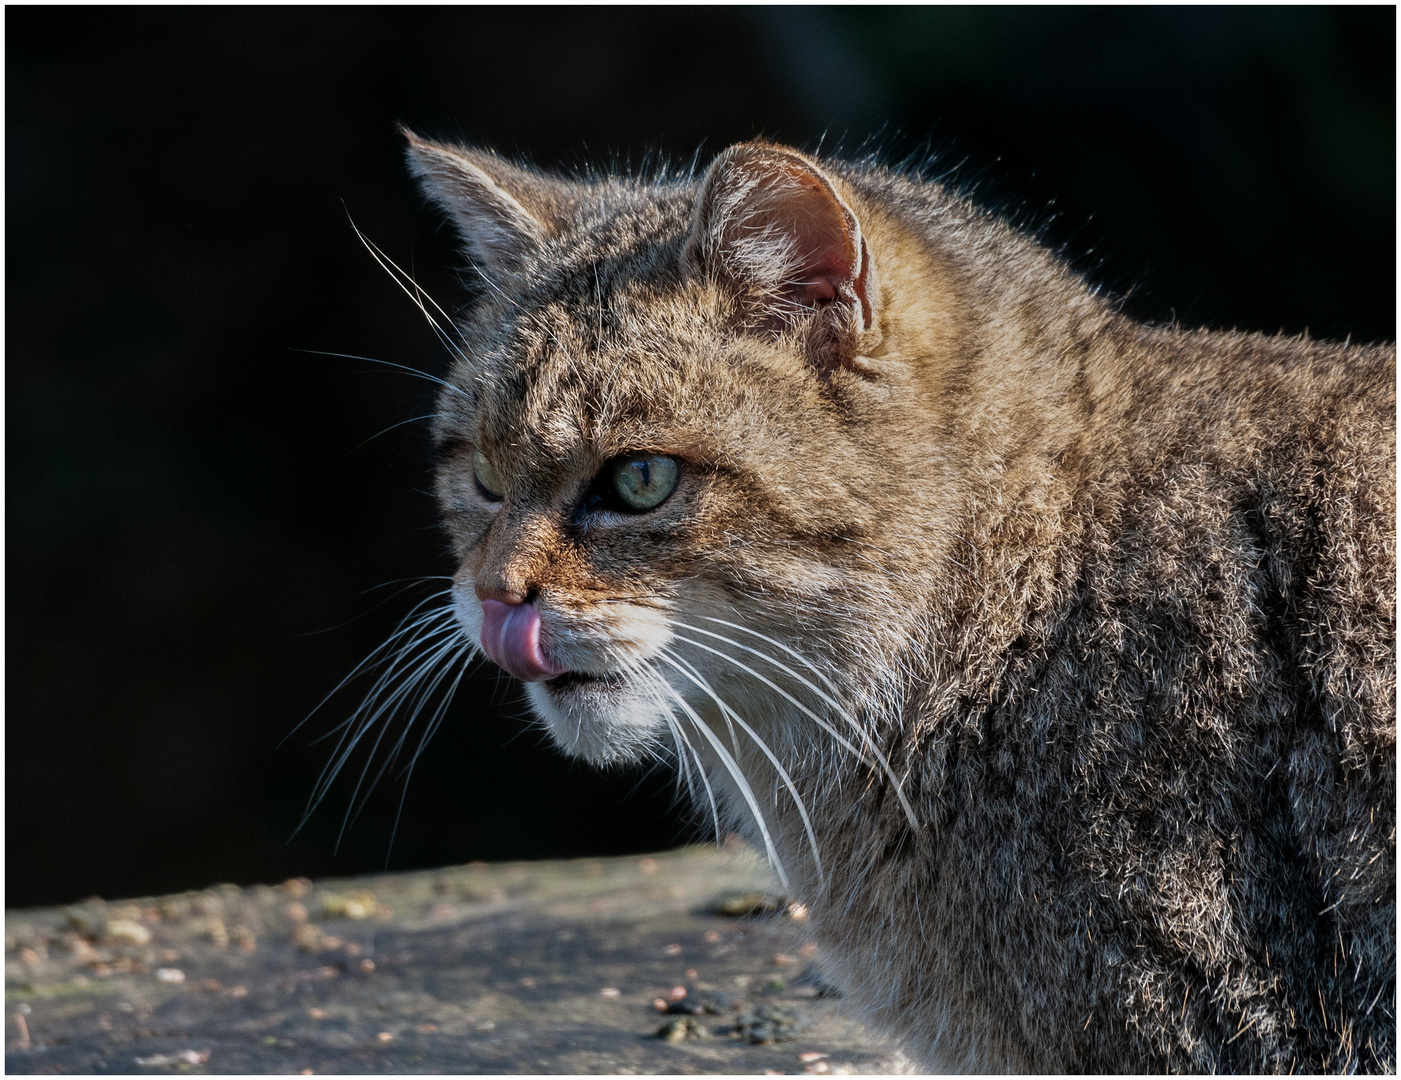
[402,128,561,280]
[684,142,878,366]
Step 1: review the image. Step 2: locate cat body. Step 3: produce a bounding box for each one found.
[399,132,1395,1071]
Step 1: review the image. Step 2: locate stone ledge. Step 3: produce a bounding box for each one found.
[5,847,908,1075]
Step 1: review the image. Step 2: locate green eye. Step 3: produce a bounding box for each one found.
[472,449,504,500]
[609,454,680,511]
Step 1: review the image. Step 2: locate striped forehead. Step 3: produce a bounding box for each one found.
[473,299,727,459]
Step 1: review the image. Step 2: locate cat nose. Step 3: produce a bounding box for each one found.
[475,578,527,605]
[477,598,566,683]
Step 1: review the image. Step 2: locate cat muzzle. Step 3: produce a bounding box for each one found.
[478,598,568,683]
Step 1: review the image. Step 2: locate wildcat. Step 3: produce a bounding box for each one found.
[378,130,1395,1072]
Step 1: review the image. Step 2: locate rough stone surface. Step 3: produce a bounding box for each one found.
[5,847,908,1074]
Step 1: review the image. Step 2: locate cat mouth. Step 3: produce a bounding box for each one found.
[544,670,630,693]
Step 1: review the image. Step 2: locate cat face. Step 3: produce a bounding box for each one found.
[409,134,934,767]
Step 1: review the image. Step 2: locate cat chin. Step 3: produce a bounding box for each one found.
[523,675,670,766]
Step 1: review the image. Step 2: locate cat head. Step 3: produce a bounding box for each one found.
[405,131,955,767]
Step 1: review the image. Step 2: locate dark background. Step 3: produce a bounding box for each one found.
[8,7,1393,909]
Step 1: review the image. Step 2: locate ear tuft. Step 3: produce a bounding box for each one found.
[686,143,875,344]
[402,127,560,279]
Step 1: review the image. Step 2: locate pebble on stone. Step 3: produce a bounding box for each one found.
[657,1015,711,1042]
[731,1004,811,1044]
[103,920,151,946]
[710,890,787,917]
[320,891,378,921]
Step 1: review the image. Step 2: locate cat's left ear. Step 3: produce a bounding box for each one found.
[685,142,878,363]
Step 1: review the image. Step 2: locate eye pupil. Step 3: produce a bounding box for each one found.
[610,454,678,511]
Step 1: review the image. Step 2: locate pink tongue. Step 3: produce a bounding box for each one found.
[479,599,566,683]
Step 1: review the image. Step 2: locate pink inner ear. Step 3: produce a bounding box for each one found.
[784,243,849,307]
[712,154,870,330]
[771,174,858,310]
[694,144,875,338]
[795,277,838,304]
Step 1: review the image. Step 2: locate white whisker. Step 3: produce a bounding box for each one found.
[660,649,824,885]
[671,632,864,761]
[293,348,467,397]
[306,606,461,747]
[653,675,789,892]
[382,646,480,866]
[355,413,447,449]
[677,621,920,830]
[284,589,457,747]
[334,626,472,823]
[345,211,479,370]
[295,603,466,835]
[647,680,722,845]
[345,635,475,832]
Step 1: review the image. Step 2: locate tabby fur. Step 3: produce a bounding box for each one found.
[398,131,1396,1072]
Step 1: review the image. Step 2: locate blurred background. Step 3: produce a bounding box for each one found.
[8,7,1393,908]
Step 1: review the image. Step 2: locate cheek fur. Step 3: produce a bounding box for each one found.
[452,580,483,644]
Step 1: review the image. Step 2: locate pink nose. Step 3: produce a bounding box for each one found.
[478,599,566,683]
